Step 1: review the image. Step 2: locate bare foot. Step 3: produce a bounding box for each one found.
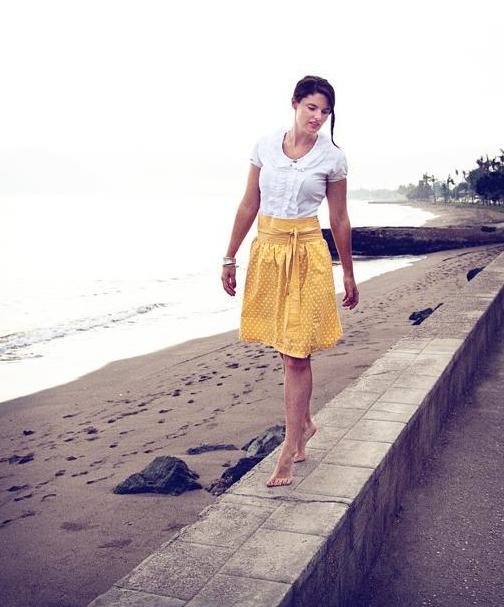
[266,442,297,487]
[293,421,317,462]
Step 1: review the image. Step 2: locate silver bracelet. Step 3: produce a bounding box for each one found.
[223,256,236,265]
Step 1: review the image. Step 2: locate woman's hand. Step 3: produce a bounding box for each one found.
[221,265,237,296]
[342,275,359,309]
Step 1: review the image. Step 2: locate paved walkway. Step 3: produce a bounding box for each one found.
[352,321,504,607]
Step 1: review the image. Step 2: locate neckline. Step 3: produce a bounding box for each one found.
[280,129,321,163]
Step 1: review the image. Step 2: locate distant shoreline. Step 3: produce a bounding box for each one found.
[367,199,504,227]
[367,198,504,215]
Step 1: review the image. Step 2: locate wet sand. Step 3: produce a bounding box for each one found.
[1,201,503,607]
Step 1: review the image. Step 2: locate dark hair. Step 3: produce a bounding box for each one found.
[292,75,340,148]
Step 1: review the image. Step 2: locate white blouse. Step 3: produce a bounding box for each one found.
[250,126,348,219]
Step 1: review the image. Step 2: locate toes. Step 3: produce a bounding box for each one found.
[266,476,292,487]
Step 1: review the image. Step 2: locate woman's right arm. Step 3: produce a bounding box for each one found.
[221,164,261,296]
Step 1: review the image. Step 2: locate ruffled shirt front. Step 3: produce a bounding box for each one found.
[249,126,348,219]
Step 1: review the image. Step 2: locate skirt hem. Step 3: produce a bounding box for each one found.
[238,332,344,359]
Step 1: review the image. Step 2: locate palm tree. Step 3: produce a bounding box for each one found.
[429,174,437,202]
[446,174,455,203]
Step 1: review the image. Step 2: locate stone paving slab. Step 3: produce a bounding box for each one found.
[185,574,293,607]
[219,527,326,585]
[322,439,392,469]
[325,389,381,409]
[113,540,234,602]
[86,251,504,607]
[87,587,186,607]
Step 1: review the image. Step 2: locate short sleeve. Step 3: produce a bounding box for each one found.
[327,149,348,182]
[250,140,262,168]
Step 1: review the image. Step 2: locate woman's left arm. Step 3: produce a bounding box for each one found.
[326,178,359,309]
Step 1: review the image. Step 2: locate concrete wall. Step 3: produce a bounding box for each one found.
[87,251,504,607]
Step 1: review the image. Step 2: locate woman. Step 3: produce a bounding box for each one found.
[221,75,359,488]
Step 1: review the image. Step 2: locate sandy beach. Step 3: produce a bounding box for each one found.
[1,201,504,607]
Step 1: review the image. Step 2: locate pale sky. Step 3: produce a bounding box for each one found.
[0,0,502,194]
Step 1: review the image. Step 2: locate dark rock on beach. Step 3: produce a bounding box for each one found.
[467,267,485,281]
[409,303,443,325]
[205,425,288,496]
[242,424,286,458]
[207,456,263,496]
[185,443,239,455]
[113,456,202,495]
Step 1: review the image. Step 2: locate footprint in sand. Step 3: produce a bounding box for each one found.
[98,538,132,549]
[1,510,36,528]
[13,493,33,502]
[35,480,51,488]
[60,521,96,532]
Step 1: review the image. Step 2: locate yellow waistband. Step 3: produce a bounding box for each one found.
[256,212,322,244]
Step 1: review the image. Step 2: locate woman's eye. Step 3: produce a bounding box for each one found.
[308,105,331,114]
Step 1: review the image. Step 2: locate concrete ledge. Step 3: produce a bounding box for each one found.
[87,251,504,607]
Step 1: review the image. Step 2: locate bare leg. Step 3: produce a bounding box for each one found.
[266,353,316,487]
[279,352,317,463]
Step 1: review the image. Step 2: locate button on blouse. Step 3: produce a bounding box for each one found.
[249,126,348,219]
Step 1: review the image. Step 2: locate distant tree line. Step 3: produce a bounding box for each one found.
[398,149,504,206]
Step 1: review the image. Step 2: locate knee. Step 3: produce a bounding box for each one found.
[283,353,311,371]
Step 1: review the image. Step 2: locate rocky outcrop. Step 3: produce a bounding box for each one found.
[185,443,239,455]
[113,456,202,495]
[241,424,285,458]
[322,225,504,257]
[409,303,443,325]
[467,267,485,281]
[206,456,262,496]
[206,425,286,496]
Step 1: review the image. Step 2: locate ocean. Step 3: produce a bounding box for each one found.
[0,195,437,404]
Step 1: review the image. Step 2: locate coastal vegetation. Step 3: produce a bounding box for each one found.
[399,149,504,206]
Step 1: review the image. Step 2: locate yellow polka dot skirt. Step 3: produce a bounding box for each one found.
[238,212,343,358]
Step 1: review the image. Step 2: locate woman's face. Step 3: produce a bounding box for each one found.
[293,93,332,134]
